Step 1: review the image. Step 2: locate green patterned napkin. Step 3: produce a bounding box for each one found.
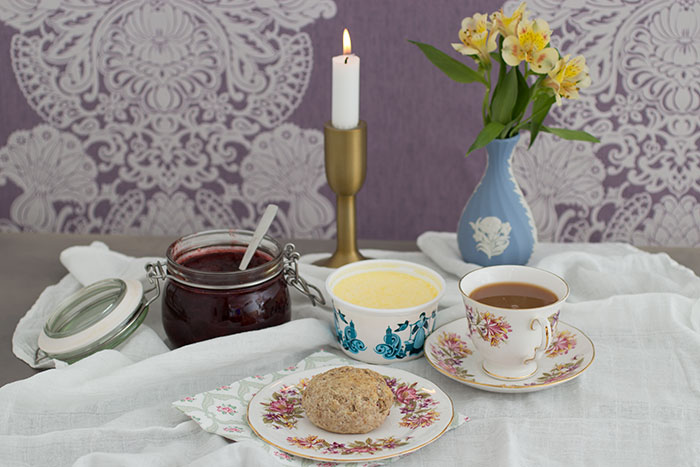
[173,350,467,466]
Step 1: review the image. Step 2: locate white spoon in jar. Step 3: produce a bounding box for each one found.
[238,204,279,271]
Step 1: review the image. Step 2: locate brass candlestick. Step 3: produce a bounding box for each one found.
[315,120,368,268]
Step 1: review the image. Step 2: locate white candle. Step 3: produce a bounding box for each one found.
[332,28,360,129]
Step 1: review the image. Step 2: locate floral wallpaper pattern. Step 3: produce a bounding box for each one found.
[507,0,700,245]
[0,0,336,238]
[0,0,698,246]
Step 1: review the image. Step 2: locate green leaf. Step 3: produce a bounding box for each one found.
[467,121,506,155]
[511,67,531,122]
[542,126,600,143]
[496,51,506,87]
[528,94,555,147]
[408,40,487,85]
[490,67,518,124]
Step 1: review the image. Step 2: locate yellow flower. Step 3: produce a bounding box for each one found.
[491,2,527,37]
[501,18,558,73]
[543,54,592,104]
[451,13,498,63]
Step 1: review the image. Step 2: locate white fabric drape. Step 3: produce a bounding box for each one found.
[4,232,700,466]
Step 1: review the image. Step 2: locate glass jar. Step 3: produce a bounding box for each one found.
[36,278,158,365]
[146,230,323,348]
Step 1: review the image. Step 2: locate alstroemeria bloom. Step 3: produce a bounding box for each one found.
[502,18,558,73]
[451,13,498,63]
[491,2,527,37]
[543,54,592,104]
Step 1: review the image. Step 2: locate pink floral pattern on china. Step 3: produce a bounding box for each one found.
[527,355,585,385]
[384,377,441,429]
[175,351,460,463]
[260,378,309,429]
[546,330,577,358]
[465,305,512,347]
[424,318,595,393]
[286,435,411,456]
[549,310,560,330]
[429,332,474,380]
[260,374,441,433]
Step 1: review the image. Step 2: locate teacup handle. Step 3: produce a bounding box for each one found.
[529,317,552,362]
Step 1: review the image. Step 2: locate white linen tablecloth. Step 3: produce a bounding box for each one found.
[3,232,700,466]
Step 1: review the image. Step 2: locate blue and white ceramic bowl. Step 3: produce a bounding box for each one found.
[325,260,446,364]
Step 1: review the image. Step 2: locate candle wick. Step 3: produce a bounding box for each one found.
[344,56,348,64]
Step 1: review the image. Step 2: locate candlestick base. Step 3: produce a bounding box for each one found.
[313,121,367,269]
[314,249,367,269]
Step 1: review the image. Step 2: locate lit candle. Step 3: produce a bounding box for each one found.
[331,28,360,129]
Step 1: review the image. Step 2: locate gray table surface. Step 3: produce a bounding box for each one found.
[1,232,698,388]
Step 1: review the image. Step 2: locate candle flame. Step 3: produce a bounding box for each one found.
[343,28,352,54]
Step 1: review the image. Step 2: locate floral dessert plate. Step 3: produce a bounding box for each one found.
[425,318,595,393]
[246,364,454,463]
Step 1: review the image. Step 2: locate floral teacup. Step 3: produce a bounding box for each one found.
[458,265,569,380]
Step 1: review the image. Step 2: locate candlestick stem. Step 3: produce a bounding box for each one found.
[314,121,367,268]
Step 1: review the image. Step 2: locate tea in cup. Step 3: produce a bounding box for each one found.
[458,265,569,380]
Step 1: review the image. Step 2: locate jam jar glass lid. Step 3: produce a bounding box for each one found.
[37,278,152,363]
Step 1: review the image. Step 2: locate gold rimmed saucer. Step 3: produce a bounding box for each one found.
[246,364,454,463]
[425,318,595,393]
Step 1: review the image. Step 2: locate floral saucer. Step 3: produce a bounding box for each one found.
[425,318,595,393]
[246,364,454,463]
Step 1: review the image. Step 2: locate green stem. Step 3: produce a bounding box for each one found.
[501,121,517,139]
[481,87,490,124]
[511,114,535,134]
[511,91,548,134]
[510,74,546,135]
[481,63,492,125]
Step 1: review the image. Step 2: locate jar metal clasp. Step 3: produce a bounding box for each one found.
[145,261,167,303]
[283,243,325,306]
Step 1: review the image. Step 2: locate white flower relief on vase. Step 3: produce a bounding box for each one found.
[470,216,512,259]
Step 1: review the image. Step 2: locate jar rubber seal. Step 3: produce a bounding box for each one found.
[36,278,155,363]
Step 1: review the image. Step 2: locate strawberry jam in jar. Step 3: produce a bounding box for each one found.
[147,230,323,348]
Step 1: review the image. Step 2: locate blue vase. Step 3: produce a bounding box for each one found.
[457,134,537,266]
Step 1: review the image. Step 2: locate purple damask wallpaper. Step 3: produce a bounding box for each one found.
[0,0,698,245]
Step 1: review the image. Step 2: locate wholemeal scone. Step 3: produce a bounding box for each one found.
[301,366,394,434]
